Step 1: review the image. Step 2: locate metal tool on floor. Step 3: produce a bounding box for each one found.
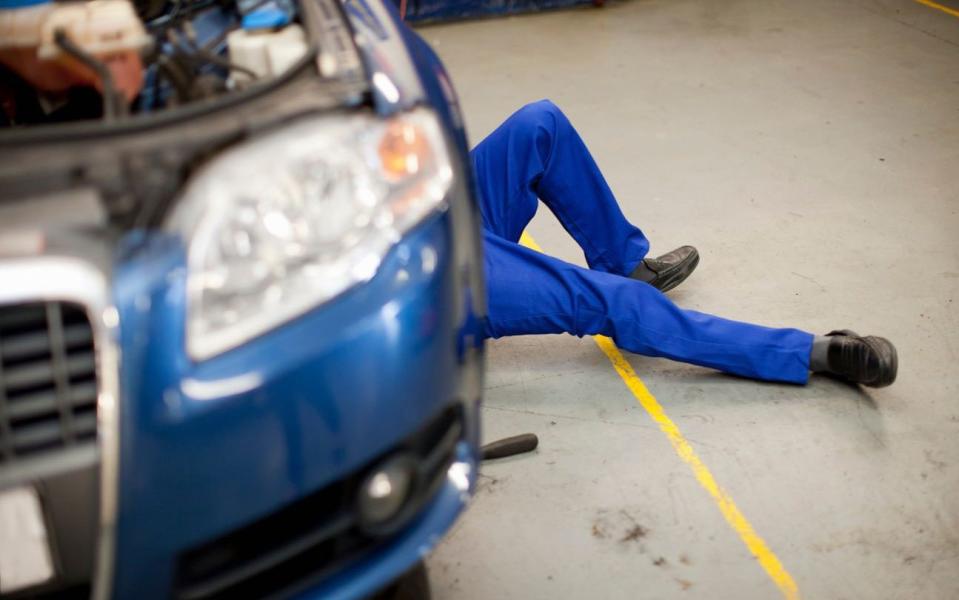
[480,433,539,460]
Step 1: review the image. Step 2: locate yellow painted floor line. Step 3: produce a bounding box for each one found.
[518,232,800,600]
[914,0,959,19]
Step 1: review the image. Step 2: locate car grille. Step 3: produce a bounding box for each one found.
[0,302,98,463]
[174,405,463,600]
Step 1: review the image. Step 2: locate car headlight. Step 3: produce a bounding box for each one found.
[168,107,454,361]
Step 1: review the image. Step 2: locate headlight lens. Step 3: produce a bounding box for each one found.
[168,108,453,360]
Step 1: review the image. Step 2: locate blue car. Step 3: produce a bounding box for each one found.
[0,0,485,597]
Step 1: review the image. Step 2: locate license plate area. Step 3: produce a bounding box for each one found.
[0,485,55,594]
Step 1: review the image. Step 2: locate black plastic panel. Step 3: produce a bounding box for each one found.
[174,405,463,600]
[0,302,98,463]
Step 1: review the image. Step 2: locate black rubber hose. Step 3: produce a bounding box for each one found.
[53,29,121,122]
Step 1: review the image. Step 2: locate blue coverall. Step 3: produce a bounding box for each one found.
[471,100,815,384]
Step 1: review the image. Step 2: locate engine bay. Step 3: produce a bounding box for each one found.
[0,0,311,126]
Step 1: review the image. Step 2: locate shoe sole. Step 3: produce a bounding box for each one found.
[654,252,700,293]
[863,335,898,388]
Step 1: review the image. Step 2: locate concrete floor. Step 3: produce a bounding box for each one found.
[419,0,959,598]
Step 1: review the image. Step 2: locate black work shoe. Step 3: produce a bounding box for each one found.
[629,246,700,293]
[825,330,898,388]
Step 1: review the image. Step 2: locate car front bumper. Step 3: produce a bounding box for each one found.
[108,205,483,599]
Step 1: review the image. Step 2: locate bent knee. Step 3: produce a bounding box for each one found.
[509,99,569,133]
[520,98,562,117]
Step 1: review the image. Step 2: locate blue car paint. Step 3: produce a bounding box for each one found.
[343,0,426,113]
[105,2,486,595]
[112,211,481,598]
[343,0,391,41]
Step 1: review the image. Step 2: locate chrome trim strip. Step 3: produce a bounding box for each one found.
[0,256,120,600]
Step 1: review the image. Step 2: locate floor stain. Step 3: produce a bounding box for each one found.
[652,556,668,567]
[679,553,691,565]
[477,473,504,494]
[675,578,693,591]
[592,509,651,549]
[618,509,649,544]
[621,525,649,543]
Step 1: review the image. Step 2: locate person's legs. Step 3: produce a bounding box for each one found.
[470,99,650,275]
[483,232,814,384]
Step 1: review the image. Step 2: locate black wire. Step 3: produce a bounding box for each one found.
[149,55,163,109]
[170,28,259,80]
[146,0,220,30]
[196,51,259,79]
[156,54,192,102]
[168,0,184,23]
[53,30,120,122]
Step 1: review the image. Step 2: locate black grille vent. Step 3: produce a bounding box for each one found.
[175,406,463,600]
[0,302,98,463]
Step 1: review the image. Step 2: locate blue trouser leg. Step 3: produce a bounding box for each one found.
[483,233,814,384]
[470,99,650,275]
[472,100,815,384]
